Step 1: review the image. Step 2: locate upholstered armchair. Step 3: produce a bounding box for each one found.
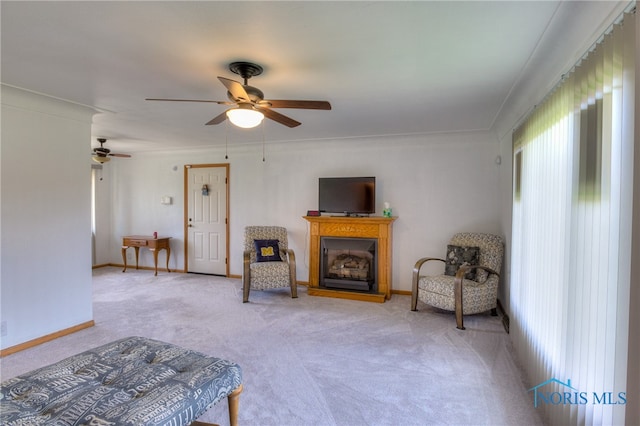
[411,232,504,330]
[242,226,298,303]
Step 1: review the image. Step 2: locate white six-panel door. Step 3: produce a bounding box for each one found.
[186,165,228,275]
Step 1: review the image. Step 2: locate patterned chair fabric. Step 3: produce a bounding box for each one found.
[242,226,298,302]
[411,232,504,329]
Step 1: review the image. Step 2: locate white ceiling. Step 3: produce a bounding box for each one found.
[0,1,620,154]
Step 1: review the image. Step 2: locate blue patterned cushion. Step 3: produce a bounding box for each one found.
[444,245,479,280]
[254,239,282,262]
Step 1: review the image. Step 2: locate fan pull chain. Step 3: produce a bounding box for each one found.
[261,121,266,162]
[224,121,229,160]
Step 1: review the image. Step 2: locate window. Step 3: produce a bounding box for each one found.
[510,10,635,425]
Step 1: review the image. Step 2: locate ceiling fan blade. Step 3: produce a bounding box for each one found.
[146,98,231,104]
[263,100,331,110]
[217,77,251,103]
[256,107,301,128]
[205,111,228,126]
[109,153,131,158]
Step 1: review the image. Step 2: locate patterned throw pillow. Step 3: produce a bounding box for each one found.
[444,245,480,280]
[254,239,282,262]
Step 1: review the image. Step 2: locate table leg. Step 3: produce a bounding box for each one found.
[122,246,128,272]
[166,246,171,273]
[151,248,159,276]
[134,247,140,270]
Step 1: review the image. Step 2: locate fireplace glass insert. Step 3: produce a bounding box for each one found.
[320,237,377,292]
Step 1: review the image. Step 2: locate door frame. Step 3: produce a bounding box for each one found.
[183,163,230,275]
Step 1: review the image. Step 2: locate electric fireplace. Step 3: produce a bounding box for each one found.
[304,215,396,303]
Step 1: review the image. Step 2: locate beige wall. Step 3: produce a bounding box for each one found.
[101,131,502,293]
[1,85,95,349]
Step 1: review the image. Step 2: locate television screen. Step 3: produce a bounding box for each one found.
[319,177,375,215]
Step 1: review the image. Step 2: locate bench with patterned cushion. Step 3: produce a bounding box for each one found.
[0,336,243,426]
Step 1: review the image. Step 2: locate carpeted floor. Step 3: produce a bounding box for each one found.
[0,267,544,425]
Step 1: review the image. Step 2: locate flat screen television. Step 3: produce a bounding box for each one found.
[319,177,375,216]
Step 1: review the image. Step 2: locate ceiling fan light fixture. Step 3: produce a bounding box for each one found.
[92,156,111,164]
[226,104,264,129]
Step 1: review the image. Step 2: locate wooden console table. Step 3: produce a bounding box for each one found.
[122,235,171,276]
[304,216,396,303]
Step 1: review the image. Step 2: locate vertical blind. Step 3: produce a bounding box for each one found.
[511,9,635,425]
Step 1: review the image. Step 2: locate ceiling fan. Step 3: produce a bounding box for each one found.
[92,138,131,164]
[146,62,331,128]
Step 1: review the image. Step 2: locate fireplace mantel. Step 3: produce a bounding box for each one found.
[304,216,396,302]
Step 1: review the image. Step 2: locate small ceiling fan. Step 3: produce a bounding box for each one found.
[146,62,331,128]
[92,138,131,164]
